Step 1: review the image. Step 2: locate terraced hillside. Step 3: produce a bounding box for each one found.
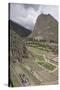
[9,19,58,87]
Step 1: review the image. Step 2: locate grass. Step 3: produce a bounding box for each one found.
[29,46,44,55]
[38,61,56,71]
[27,42,56,71]
[27,42,53,52]
[38,56,45,62]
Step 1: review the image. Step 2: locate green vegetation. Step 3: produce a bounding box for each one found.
[27,41,53,52]
[38,56,45,62]
[27,40,57,71]
[36,56,56,71]
[26,37,58,53]
[38,61,56,71]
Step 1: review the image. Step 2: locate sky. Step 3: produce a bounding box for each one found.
[10,3,58,30]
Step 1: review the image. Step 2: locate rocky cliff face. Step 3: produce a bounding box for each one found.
[32,14,58,43]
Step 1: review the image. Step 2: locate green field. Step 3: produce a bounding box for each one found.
[27,42,56,71]
[27,42,53,52]
[37,61,56,71]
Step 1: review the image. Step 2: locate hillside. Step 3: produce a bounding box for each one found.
[9,20,32,37]
[9,19,31,63]
[9,15,58,87]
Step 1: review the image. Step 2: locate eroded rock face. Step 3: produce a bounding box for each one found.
[10,29,28,63]
[32,14,58,43]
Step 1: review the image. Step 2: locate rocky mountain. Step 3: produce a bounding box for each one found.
[31,14,58,43]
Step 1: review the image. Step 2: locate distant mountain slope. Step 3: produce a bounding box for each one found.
[9,20,31,63]
[9,20,32,37]
[31,14,58,43]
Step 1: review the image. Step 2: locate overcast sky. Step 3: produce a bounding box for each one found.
[10,3,58,30]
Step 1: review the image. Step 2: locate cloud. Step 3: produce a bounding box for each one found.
[10,3,58,30]
[42,5,58,20]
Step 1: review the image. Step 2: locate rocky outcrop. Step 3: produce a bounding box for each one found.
[31,14,58,43]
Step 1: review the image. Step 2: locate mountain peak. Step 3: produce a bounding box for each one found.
[31,14,58,43]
